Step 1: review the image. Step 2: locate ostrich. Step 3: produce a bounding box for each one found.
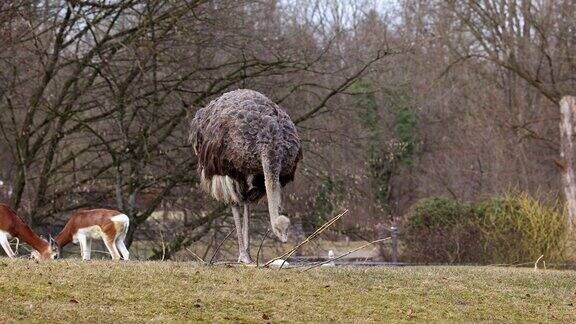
[191,89,302,264]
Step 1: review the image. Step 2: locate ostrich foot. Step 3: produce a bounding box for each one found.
[238,252,253,264]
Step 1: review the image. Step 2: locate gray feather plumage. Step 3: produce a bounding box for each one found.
[191,89,302,203]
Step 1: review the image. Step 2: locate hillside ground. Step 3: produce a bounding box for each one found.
[0,260,574,322]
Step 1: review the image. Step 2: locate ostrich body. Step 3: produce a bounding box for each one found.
[191,89,302,263]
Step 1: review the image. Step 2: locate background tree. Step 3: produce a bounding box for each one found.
[0,0,573,260]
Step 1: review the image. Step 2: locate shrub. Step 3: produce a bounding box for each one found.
[478,192,568,264]
[402,192,570,265]
[402,197,484,263]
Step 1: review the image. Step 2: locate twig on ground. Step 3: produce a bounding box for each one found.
[15,242,32,254]
[10,238,19,255]
[534,254,544,270]
[256,228,270,267]
[302,237,391,271]
[263,209,349,268]
[209,229,234,265]
[185,247,206,264]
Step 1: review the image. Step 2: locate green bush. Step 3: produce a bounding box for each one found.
[478,192,568,264]
[402,193,570,265]
[402,197,484,263]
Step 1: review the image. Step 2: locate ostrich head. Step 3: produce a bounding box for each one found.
[272,213,290,243]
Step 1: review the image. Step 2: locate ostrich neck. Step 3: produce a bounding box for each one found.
[262,154,281,223]
[265,177,281,221]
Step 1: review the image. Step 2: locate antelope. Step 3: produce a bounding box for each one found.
[54,209,130,261]
[0,203,56,260]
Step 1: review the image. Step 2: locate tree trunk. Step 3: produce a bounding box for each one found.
[559,96,576,230]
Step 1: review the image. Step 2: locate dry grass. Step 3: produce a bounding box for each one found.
[0,259,575,322]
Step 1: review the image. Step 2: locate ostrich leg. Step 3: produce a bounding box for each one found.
[243,204,251,256]
[232,205,252,264]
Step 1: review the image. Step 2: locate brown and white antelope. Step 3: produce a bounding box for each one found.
[0,203,56,260]
[54,209,130,261]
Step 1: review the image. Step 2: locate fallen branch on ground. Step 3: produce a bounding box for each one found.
[263,209,349,268]
[185,248,206,264]
[209,229,234,265]
[534,254,544,270]
[10,238,19,256]
[256,228,270,267]
[302,237,391,271]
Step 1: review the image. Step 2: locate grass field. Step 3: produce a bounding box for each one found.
[0,259,575,322]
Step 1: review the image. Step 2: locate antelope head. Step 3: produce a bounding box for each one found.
[30,236,59,260]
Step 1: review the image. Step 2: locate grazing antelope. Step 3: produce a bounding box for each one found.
[0,203,56,260]
[54,209,130,261]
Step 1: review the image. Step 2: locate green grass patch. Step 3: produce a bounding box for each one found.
[0,260,574,322]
